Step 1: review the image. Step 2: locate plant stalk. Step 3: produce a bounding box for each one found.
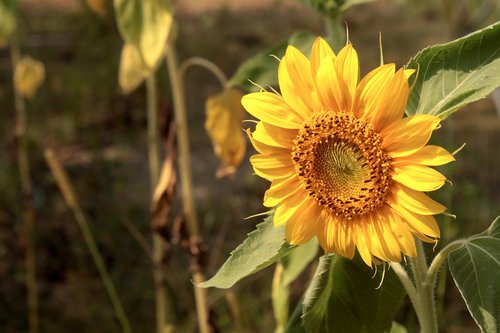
[44,149,132,333]
[409,240,438,333]
[11,42,38,333]
[146,73,174,333]
[166,43,210,333]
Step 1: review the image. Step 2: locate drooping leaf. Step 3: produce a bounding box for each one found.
[406,22,500,119]
[0,0,17,47]
[302,254,405,333]
[86,0,107,17]
[14,55,45,99]
[113,0,172,70]
[448,216,500,333]
[199,215,294,289]
[205,88,247,178]
[118,43,148,94]
[229,30,318,92]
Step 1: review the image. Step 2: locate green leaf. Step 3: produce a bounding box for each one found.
[113,0,172,70]
[448,216,500,333]
[199,215,294,289]
[406,22,500,119]
[302,254,405,333]
[229,31,318,92]
[0,0,17,47]
[293,0,375,14]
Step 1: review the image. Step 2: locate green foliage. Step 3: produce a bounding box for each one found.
[0,0,17,47]
[113,0,172,70]
[406,21,500,119]
[448,216,500,333]
[229,31,318,92]
[297,254,405,333]
[199,215,295,289]
[293,0,375,14]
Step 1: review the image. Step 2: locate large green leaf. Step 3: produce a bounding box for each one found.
[113,0,172,69]
[199,215,294,289]
[229,31,318,92]
[406,22,500,119]
[448,216,500,333]
[302,254,405,333]
[0,0,17,47]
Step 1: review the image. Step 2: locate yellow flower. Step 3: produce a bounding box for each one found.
[242,37,455,266]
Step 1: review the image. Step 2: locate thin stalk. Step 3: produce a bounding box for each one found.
[146,73,174,333]
[179,57,228,88]
[166,43,210,333]
[426,240,465,288]
[390,263,420,315]
[11,41,38,333]
[44,149,132,333]
[409,240,438,333]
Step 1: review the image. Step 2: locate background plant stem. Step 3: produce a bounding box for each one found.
[44,149,132,333]
[11,41,39,333]
[166,43,211,333]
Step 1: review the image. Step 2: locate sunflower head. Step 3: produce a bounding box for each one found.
[242,37,455,266]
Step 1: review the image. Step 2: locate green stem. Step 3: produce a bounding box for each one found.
[179,57,228,88]
[44,150,132,333]
[11,41,39,333]
[166,42,210,333]
[409,240,438,333]
[323,12,345,52]
[426,240,464,288]
[146,73,175,333]
[390,263,420,316]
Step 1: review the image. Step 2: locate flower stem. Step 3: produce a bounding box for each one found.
[146,73,174,333]
[426,240,464,289]
[166,42,210,333]
[390,262,420,315]
[44,150,132,333]
[11,40,39,333]
[409,240,438,333]
[179,57,228,88]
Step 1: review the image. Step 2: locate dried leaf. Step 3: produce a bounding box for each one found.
[86,0,107,17]
[118,43,147,94]
[14,55,45,99]
[205,88,247,178]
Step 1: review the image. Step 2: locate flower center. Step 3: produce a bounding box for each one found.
[292,111,392,219]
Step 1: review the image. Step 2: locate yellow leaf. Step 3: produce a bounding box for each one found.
[0,0,17,48]
[118,43,147,94]
[205,88,247,177]
[14,56,45,99]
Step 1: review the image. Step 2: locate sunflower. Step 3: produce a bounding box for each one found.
[242,37,455,266]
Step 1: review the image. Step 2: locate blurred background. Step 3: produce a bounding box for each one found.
[0,0,499,332]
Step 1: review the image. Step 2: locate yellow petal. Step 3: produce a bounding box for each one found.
[389,183,446,215]
[264,175,302,207]
[392,164,446,192]
[334,43,359,105]
[393,145,455,166]
[242,92,303,129]
[354,63,395,119]
[318,214,355,259]
[253,122,296,149]
[370,68,410,131]
[316,56,349,112]
[372,208,402,262]
[285,198,322,244]
[274,188,310,227]
[250,153,294,180]
[387,208,417,257]
[354,219,374,266]
[389,200,440,239]
[310,37,336,78]
[382,114,441,158]
[205,88,247,169]
[278,46,316,119]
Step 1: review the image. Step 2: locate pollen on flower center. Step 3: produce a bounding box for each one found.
[292,111,392,219]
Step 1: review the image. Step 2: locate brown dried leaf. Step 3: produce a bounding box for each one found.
[205,88,247,178]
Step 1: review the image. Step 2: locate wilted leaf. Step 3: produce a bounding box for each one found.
[14,55,45,99]
[118,43,148,94]
[199,215,295,289]
[113,0,172,70]
[302,254,405,333]
[0,0,17,47]
[86,0,107,17]
[406,22,500,119]
[205,88,247,178]
[448,216,500,333]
